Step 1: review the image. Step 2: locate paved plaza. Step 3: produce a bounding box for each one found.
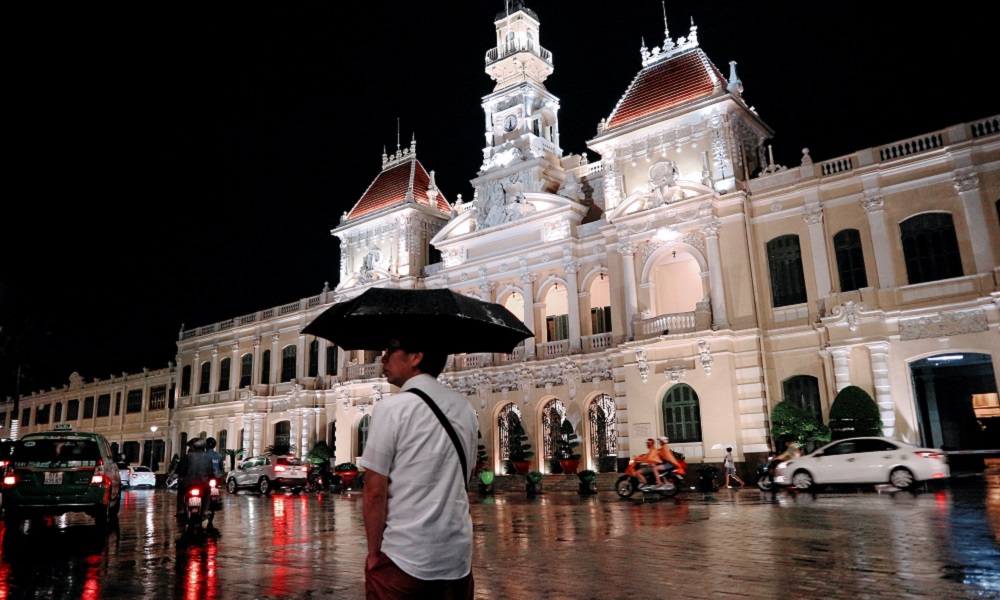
[0,474,997,599]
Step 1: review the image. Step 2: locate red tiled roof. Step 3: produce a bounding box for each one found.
[606,49,725,130]
[346,158,450,220]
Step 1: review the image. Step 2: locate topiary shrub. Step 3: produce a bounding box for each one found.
[828,385,883,440]
[771,400,831,448]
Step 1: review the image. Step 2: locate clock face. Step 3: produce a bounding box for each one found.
[503,115,517,132]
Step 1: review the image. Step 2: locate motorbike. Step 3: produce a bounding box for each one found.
[615,457,688,499]
[305,467,331,492]
[166,473,178,489]
[756,457,776,491]
[184,478,221,532]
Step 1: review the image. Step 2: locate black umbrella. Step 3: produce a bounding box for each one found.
[302,287,534,354]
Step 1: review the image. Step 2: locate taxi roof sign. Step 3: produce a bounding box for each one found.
[52,424,73,431]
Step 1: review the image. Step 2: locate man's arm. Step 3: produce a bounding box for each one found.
[362,469,389,568]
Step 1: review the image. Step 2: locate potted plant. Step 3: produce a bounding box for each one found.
[506,419,534,474]
[696,464,720,492]
[334,461,360,490]
[554,418,582,474]
[577,469,597,495]
[525,470,543,497]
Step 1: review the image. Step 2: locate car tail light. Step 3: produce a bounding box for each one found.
[209,479,218,488]
[274,465,286,472]
[915,451,943,459]
[3,473,16,486]
[91,459,106,485]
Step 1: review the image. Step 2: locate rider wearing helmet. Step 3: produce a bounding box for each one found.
[650,436,683,489]
[176,438,215,519]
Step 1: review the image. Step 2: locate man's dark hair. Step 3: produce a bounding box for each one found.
[415,348,449,377]
[206,437,217,450]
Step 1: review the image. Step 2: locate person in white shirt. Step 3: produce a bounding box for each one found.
[359,338,478,599]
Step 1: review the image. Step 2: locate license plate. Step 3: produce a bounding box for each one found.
[44,472,63,485]
[187,496,201,507]
[211,489,220,499]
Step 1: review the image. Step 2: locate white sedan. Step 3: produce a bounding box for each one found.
[773,436,950,491]
[130,466,157,489]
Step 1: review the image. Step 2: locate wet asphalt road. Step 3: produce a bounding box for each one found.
[0,475,998,600]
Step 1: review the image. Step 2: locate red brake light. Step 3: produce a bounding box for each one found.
[190,488,200,497]
[916,451,942,459]
[3,474,16,486]
[209,479,218,488]
[91,458,106,485]
[274,465,286,472]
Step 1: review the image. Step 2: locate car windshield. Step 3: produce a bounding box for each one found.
[16,439,101,464]
[136,467,151,473]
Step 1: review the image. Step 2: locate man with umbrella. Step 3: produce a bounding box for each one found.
[303,287,532,598]
[358,336,478,598]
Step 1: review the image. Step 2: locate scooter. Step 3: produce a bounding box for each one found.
[184,478,221,532]
[615,457,688,499]
[756,457,776,491]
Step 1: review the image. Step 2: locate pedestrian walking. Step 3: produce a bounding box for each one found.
[724,447,744,488]
[359,337,478,599]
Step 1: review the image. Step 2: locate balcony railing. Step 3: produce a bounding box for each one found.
[500,346,526,364]
[582,332,613,353]
[453,353,492,370]
[347,362,381,381]
[537,339,570,358]
[485,40,552,65]
[634,311,696,340]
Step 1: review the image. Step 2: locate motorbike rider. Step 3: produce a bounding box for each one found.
[205,437,224,478]
[650,436,683,489]
[176,438,215,521]
[634,438,663,490]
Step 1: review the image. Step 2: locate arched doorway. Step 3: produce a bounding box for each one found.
[588,393,618,472]
[910,353,998,454]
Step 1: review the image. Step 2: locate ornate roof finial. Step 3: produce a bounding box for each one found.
[688,16,698,46]
[727,60,743,97]
[396,117,401,154]
[410,132,417,155]
[662,1,669,39]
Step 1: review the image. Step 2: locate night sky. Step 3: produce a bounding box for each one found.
[3,1,995,399]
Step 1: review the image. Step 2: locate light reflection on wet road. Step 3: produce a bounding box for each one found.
[0,475,996,599]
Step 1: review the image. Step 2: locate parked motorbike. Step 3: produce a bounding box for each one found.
[166,473,178,490]
[615,457,688,499]
[305,467,330,492]
[184,478,221,532]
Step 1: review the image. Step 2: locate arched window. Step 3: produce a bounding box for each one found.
[544,285,569,342]
[766,235,807,307]
[308,339,320,377]
[181,365,192,396]
[833,229,868,292]
[661,384,702,443]
[199,362,211,394]
[273,421,290,451]
[218,430,228,453]
[281,346,297,382]
[900,213,963,284]
[261,350,271,385]
[218,357,231,392]
[497,403,522,461]
[240,353,253,388]
[588,394,618,471]
[541,399,567,459]
[358,415,371,456]
[782,375,822,421]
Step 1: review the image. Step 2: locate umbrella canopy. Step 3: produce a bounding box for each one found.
[302,287,534,355]
[711,443,737,450]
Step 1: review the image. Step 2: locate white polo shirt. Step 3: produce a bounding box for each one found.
[358,373,478,581]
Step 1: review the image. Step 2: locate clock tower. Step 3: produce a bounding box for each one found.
[475,1,565,206]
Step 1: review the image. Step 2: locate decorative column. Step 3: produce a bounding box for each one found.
[252,414,265,457]
[519,272,537,358]
[563,261,582,353]
[803,208,832,298]
[230,342,240,391]
[700,219,729,328]
[618,242,639,338]
[318,339,328,379]
[296,334,306,381]
[269,334,280,386]
[830,347,851,392]
[866,343,895,436]
[954,169,994,273]
[861,195,896,289]
[192,352,201,396]
[251,337,261,387]
[210,347,219,393]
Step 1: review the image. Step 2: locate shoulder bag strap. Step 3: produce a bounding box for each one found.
[408,387,468,483]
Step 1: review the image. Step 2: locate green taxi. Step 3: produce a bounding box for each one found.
[1,429,122,530]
